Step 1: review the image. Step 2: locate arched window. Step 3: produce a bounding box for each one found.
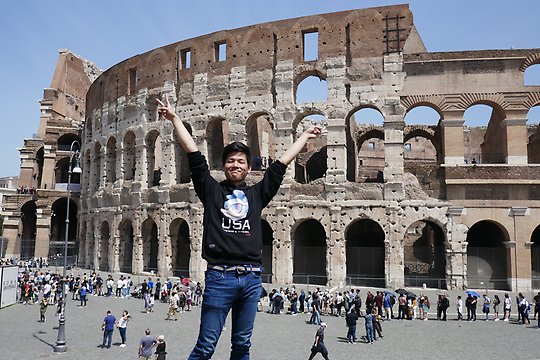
[527,105,540,163]
[146,131,163,187]
[123,131,136,181]
[464,104,506,164]
[246,113,275,170]
[404,105,441,126]
[106,137,117,184]
[294,114,327,183]
[295,75,327,104]
[346,108,385,182]
[206,118,229,170]
[524,63,540,86]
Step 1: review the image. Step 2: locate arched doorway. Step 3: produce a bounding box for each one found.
[531,225,540,289]
[292,219,327,285]
[119,220,134,273]
[142,218,158,273]
[404,220,447,289]
[170,218,190,277]
[20,201,37,259]
[345,219,385,287]
[261,219,273,278]
[49,198,78,258]
[99,221,110,271]
[467,221,510,290]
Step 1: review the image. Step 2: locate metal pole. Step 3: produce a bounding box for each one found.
[54,142,78,353]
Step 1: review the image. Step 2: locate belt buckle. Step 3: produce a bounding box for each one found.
[235,266,246,275]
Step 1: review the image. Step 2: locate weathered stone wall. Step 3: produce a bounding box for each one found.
[76,5,540,292]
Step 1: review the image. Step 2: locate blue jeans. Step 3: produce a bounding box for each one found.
[347,325,357,342]
[102,329,113,348]
[188,268,261,360]
[119,327,127,344]
[365,325,374,343]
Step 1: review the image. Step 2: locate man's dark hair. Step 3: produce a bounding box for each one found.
[222,142,251,166]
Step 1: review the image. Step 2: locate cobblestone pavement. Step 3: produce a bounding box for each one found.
[2,290,540,360]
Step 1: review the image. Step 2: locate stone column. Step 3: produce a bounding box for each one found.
[446,207,467,289]
[115,141,124,188]
[510,207,531,292]
[325,115,347,184]
[189,205,205,282]
[441,110,465,165]
[503,113,528,164]
[41,146,56,190]
[160,136,175,186]
[273,206,293,284]
[383,108,405,201]
[327,206,346,287]
[158,211,171,277]
[111,213,121,273]
[385,206,404,288]
[34,216,51,258]
[134,139,148,188]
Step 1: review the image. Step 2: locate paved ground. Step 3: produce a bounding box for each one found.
[2,287,540,360]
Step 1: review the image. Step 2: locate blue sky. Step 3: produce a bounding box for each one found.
[0,0,539,177]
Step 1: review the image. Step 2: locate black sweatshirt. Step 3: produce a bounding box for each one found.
[187,151,287,266]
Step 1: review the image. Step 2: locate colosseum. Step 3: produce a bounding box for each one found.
[4,4,540,292]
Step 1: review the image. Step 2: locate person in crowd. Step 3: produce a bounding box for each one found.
[493,294,501,321]
[39,298,48,322]
[482,294,491,321]
[80,282,88,307]
[308,322,330,359]
[397,293,407,320]
[504,293,512,321]
[345,308,358,343]
[155,335,167,360]
[383,292,392,320]
[118,310,130,348]
[372,308,383,339]
[422,295,430,321]
[101,310,116,349]
[166,291,179,321]
[364,310,374,344]
[518,293,531,325]
[139,329,157,359]
[456,295,463,321]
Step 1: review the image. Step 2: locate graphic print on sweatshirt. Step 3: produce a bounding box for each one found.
[221,189,251,234]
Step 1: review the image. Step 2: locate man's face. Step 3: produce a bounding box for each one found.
[223,151,251,185]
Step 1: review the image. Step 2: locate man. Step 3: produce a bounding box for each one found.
[308,322,330,360]
[138,328,157,359]
[345,308,358,343]
[158,95,324,360]
[101,310,116,349]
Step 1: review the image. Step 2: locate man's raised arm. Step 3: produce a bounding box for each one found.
[157,95,198,153]
[278,126,326,165]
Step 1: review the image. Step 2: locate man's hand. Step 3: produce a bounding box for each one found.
[156,95,176,121]
[302,125,327,139]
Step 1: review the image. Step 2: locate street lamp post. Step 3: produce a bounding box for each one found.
[54,140,81,353]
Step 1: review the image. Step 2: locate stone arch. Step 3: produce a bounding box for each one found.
[347,107,385,182]
[20,200,37,259]
[531,224,540,288]
[292,218,327,285]
[466,220,510,290]
[403,126,441,164]
[293,112,328,183]
[294,70,327,104]
[118,219,134,273]
[50,197,78,258]
[519,52,540,72]
[245,112,275,170]
[464,102,507,164]
[345,218,385,287]
[403,220,447,289]
[35,147,45,189]
[123,131,136,181]
[527,104,540,163]
[57,133,81,151]
[55,157,71,185]
[145,129,163,187]
[402,101,444,122]
[99,221,110,271]
[354,128,385,183]
[206,117,229,170]
[173,122,192,184]
[105,136,117,184]
[261,219,274,277]
[141,218,159,272]
[170,218,190,277]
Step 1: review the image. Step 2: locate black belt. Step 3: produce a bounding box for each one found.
[208,265,261,273]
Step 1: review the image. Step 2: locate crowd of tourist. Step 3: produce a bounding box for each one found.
[11,264,540,357]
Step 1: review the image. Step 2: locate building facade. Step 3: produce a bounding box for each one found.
[4,5,540,292]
